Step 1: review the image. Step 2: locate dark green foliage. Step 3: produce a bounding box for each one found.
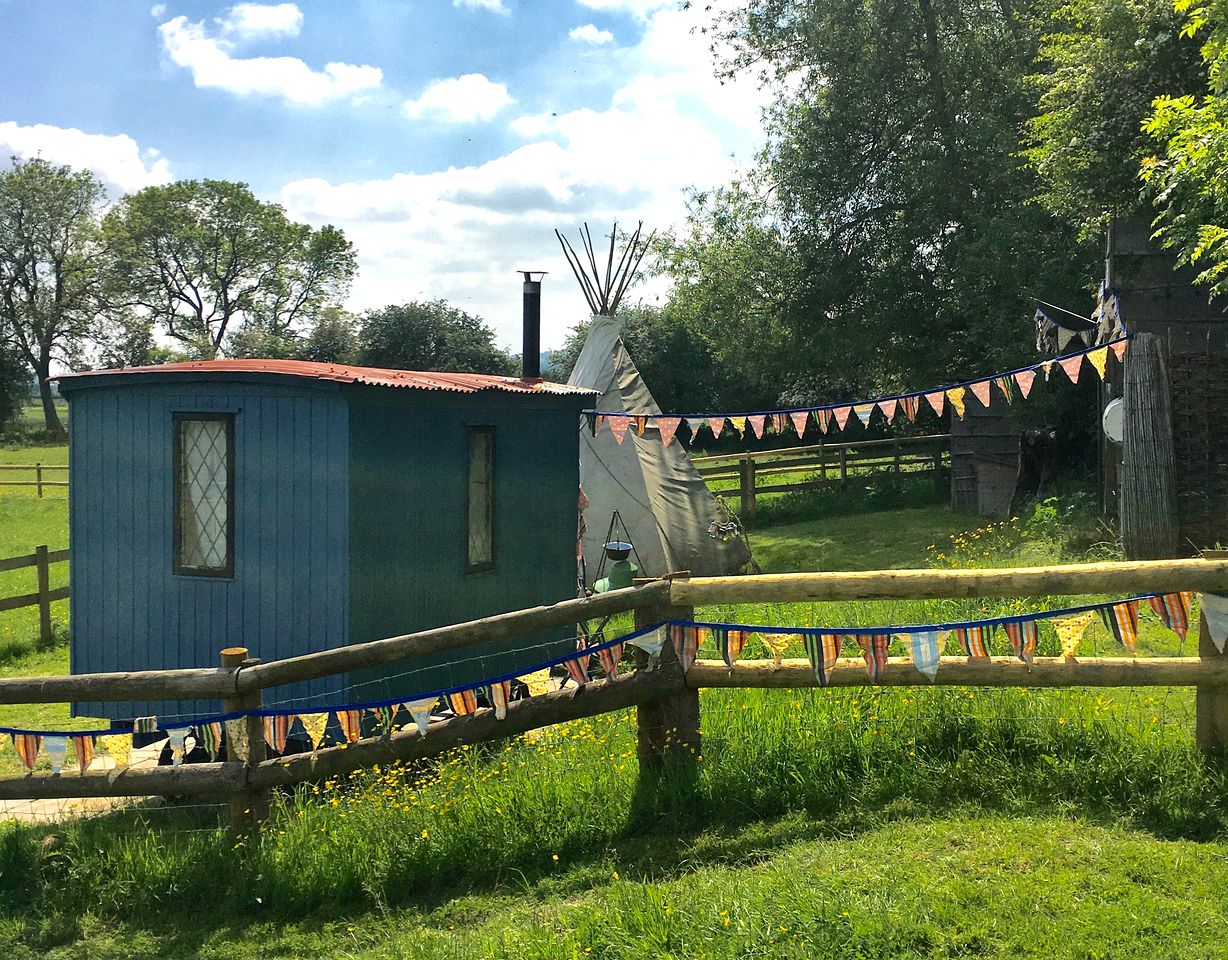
[358,300,516,375]
[0,346,27,429]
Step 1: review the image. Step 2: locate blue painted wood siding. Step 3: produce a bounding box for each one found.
[346,392,583,701]
[65,381,350,721]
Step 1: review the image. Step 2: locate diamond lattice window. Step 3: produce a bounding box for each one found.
[175,415,233,576]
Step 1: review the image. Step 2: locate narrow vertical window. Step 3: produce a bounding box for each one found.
[467,426,494,572]
[174,413,234,577]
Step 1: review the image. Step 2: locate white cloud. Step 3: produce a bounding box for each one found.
[575,0,676,18]
[157,13,382,105]
[452,0,510,13]
[0,121,173,195]
[568,23,614,44]
[401,74,514,123]
[150,3,167,17]
[217,2,304,40]
[280,5,767,348]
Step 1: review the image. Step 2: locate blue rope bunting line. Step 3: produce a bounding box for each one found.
[0,623,663,739]
[583,334,1130,421]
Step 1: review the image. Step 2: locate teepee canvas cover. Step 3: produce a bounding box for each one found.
[568,313,750,580]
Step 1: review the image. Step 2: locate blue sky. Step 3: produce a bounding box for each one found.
[0,0,765,348]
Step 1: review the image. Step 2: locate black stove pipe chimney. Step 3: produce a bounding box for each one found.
[521,271,544,381]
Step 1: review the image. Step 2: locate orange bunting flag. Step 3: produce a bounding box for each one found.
[1014,369,1036,399]
[1100,601,1140,654]
[1148,592,1193,642]
[729,416,748,437]
[813,409,830,433]
[1054,611,1095,659]
[832,406,852,430]
[633,415,648,436]
[1110,339,1127,361]
[608,415,630,445]
[670,624,704,674]
[790,411,809,439]
[925,390,946,417]
[658,417,681,447]
[338,709,363,743]
[858,634,891,683]
[1087,347,1109,380]
[879,398,898,422]
[771,413,788,434]
[597,640,624,680]
[748,414,767,439]
[263,715,294,754]
[448,689,478,717]
[1058,355,1083,384]
[72,734,95,774]
[899,395,920,421]
[946,387,967,419]
[708,416,726,439]
[1002,620,1039,666]
[969,380,992,408]
[714,628,750,669]
[954,626,990,659]
[994,376,1013,404]
[11,734,40,772]
[488,680,512,720]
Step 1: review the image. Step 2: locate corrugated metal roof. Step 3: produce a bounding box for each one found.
[56,359,597,396]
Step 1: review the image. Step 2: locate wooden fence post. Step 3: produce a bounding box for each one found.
[35,545,52,647]
[839,447,848,487]
[1197,551,1228,756]
[739,456,757,529]
[221,647,269,834]
[633,598,699,775]
[35,463,43,499]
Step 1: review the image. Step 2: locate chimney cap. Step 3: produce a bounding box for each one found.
[519,270,548,282]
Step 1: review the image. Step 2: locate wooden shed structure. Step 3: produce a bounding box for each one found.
[56,359,595,722]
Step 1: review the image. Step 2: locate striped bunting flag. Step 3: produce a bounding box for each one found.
[1054,611,1096,659]
[263,715,293,754]
[134,716,158,734]
[907,630,946,681]
[489,680,512,720]
[564,646,591,686]
[447,690,477,718]
[369,705,395,735]
[1200,594,1228,653]
[1002,620,1039,666]
[714,628,749,669]
[954,625,990,659]
[853,403,875,427]
[994,376,1013,404]
[770,413,788,435]
[338,709,363,742]
[166,727,191,766]
[13,733,41,772]
[197,722,224,760]
[403,698,438,735]
[803,632,842,687]
[812,408,830,434]
[72,734,95,774]
[1100,601,1140,653]
[899,395,920,421]
[44,735,68,775]
[1148,592,1193,642]
[633,415,648,436]
[670,624,704,674]
[858,634,891,682]
[596,640,624,680]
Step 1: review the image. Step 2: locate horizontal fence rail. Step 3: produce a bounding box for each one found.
[0,545,69,645]
[0,463,68,498]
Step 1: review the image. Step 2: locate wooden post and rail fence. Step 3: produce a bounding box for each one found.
[0,546,69,647]
[2,556,1228,833]
[0,464,68,498]
[692,434,950,528]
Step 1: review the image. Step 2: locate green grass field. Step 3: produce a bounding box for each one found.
[1,432,1225,958]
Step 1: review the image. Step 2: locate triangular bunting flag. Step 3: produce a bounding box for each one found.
[685,417,705,443]
[633,415,648,436]
[402,699,437,736]
[748,415,767,439]
[728,416,748,438]
[899,395,919,421]
[1148,592,1193,642]
[969,380,992,408]
[708,416,726,439]
[946,387,967,419]
[803,632,842,687]
[11,733,40,772]
[225,718,249,761]
[1100,601,1140,654]
[1054,611,1095,659]
[300,713,329,749]
[1087,347,1109,380]
[813,409,830,434]
[98,733,130,769]
[1014,369,1036,399]
[564,646,591,686]
[166,727,191,766]
[597,641,625,680]
[198,722,224,760]
[134,716,158,735]
[489,680,512,720]
[853,403,876,427]
[72,734,95,774]
[759,631,794,669]
[1058,354,1083,384]
[994,376,1013,404]
[627,625,666,661]
[954,625,990,658]
[925,391,945,417]
[879,398,898,422]
[262,715,293,754]
[368,705,395,734]
[338,709,363,742]
[608,415,630,445]
[670,624,704,674]
[585,413,597,436]
[714,628,749,669]
[790,411,809,439]
[1002,620,1039,666]
[447,690,477,718]
[1110,339,1127,361]
[44,735,68,775]
[832,406,852,430]
[858,634,891,682]
[770,413,788,435]
[1200,593,1228,653]
[907,630,945,681]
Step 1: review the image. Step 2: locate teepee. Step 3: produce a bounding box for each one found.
[560,223,751,582]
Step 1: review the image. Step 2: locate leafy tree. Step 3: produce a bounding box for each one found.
[1143,0,1228,297]
[1025,0,1204,232]
[0,157,106,435]
[358,300,516,375]
[299,307,359,364]
[0,344,28,430]
[102,180,356,358]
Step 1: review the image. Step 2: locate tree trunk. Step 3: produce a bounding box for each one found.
[1120,332,1179,558]
[37,366,64,436]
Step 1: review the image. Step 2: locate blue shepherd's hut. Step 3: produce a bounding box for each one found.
[56,355,594,722]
